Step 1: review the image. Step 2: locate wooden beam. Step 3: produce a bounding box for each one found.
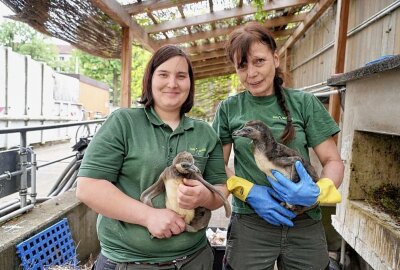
[91,0,156,52]
[157,14,305,46]
[329,0,350,129]
[332,0,350,75]
[120,27,132,108]
[146,0,316,34]
[192,57,230,68]
[278,0,335,57]
[282,48,293,87]
[125,0,199,15]
[194,63,233,73]
[195,68,236,80]
[91,0,131,27]
[189,50,227,62]
[183,42,227,54]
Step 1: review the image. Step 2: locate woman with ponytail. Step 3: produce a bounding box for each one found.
[212,22,344,270]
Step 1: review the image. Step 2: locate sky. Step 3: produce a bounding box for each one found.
[0,2,13,19]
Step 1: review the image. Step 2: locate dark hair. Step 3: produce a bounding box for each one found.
[139,45,195,115]
[226,22,295,144]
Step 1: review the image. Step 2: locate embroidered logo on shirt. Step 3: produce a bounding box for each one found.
[272,115,287,120]
[189,147,206,155]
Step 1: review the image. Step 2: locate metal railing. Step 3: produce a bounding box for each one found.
[0,119,105,223]
[298,81,346,98]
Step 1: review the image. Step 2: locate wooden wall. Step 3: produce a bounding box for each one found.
[290,0,399,88]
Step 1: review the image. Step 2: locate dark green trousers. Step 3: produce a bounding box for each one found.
[223,213,329,270]
[94,244,214,270]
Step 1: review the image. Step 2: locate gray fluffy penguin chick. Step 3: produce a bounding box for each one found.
[140,151,231,232]
[233,120,319,214]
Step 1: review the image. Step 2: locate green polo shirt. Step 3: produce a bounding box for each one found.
[78,107,227,262]
[212,89,340,220]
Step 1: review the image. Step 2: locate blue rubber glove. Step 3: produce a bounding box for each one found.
[267,161,320,207]
[247,184,296,227]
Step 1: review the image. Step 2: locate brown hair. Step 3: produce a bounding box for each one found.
[139,45,195,115]
[226,22,295,144]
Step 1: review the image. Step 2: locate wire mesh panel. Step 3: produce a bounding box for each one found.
[16,218,78,270]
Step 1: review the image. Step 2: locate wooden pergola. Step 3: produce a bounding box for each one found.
[2,0,350,121]
[91,0,348,123]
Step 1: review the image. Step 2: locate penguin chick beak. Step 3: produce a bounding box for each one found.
[233,128,249,137]
[176,162,199,174]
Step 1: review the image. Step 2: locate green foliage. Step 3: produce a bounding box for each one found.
[189,74,240,121]
[71,50,121,105]
[252,0,269,22]
[0,20,58,67]
[130,46,151,103]
[71,46,151,106]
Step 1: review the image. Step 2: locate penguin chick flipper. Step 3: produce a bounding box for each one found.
[185,224,199,232]
[140,172,166,207]
[188,173,232,218]
[273,156,303,167]
[291,202,319,215]
[185,207,211,232]
[202,182,231,218]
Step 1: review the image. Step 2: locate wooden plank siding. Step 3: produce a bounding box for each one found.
[290,0,399,88]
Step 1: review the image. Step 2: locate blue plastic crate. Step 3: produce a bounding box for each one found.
[16,218,79,270]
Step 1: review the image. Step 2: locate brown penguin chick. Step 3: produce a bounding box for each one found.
[140,151,231,233]
[232,120,319,214]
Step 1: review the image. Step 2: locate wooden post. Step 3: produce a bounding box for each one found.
[120,27,133,108]
[329,0,350,126]
[282,48,292,88]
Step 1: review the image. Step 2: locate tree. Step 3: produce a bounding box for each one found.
[71,46,151,106]
[0,20,58,67]
[190,74,241,121]
[70,50,121,105]
[130,46,151,103]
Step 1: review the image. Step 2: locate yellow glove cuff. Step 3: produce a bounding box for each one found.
[317,178,341,205]
[227,176,254,202]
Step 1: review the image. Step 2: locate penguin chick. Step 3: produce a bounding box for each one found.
[232,120,319,214]
[140,151,231,232]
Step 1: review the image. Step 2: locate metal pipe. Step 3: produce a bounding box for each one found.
[340,238,346,269]
[297,81,327,91]
[48,161,80,197]
[60,169,79,193]
[40,63,44,144]
[19,133,28,208]
[309,86,331,93]
[0,202,21,216]
[0,119,105,134]
[0,204,34,224]
[28,148,37,204]
[35,197,52,203]
[0,169,23,181]
[291,1,400,72]
[37,154,76,169]
[0,197,51,217]
[46,156,78,196]
[0,198,19,210]
[314,88,346,97]
[0,115,82,121]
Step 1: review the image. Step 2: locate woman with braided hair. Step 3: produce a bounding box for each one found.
[212,21,344,270]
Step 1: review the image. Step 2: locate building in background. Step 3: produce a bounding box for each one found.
[63,73,110,119]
